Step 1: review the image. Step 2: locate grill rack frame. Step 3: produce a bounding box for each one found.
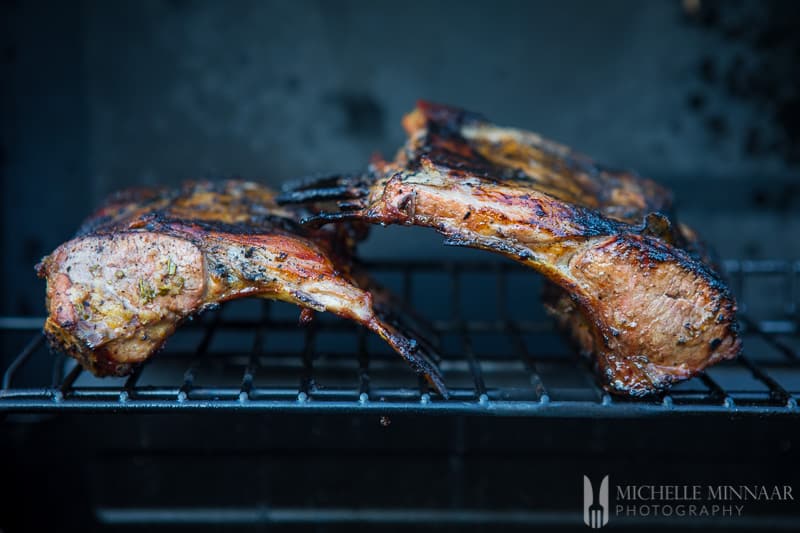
[1,259,798,417]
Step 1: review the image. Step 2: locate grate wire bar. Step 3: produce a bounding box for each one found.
[1,259,798,416]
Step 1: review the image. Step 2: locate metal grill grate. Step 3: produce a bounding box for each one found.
[1,259,798,416]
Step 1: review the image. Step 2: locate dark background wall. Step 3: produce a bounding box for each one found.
[2,0,799,315]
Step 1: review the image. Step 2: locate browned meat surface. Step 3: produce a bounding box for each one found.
[279,101,741,397]
[36,180,445,393]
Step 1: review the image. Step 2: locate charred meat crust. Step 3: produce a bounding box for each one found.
[278,101,741,397]
[37,180,447,395]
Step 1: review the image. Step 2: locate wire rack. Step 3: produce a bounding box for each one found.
[1,259,798,416]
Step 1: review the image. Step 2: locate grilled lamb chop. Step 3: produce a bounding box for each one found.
[279,101,741,397]
[36,180,445,393]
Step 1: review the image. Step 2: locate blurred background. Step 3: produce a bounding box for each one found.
[2,2,800,531]
[2,0,799,316]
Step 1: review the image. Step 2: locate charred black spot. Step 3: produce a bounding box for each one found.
[240,268,267,282]
[624,234,732,296]
[147,214,302,238]
[567,205,621,237]
[212,263,228,278]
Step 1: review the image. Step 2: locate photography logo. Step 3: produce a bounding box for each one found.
[583,475,609,529]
